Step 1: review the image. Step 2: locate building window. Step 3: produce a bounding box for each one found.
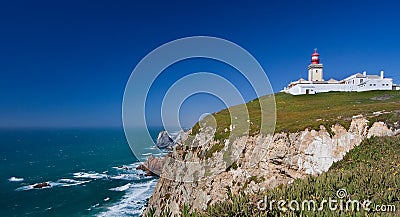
[374,84,376,86]
[360,79,363,83]
[370,84,372,86]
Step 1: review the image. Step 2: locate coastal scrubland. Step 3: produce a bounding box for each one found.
[148,91,400,217]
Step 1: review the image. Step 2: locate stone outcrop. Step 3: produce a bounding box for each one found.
[33,182,50,189]
[136,156,165,176]
[143,118,399,216]
[156,131,175,149]
[156,130,190,149]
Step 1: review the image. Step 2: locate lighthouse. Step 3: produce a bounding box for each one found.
[282,49,396,95]
[308,49,324,82]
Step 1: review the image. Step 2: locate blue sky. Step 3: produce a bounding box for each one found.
[1,0,400,128]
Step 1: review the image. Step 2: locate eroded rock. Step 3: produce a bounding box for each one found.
[143,117,399,216]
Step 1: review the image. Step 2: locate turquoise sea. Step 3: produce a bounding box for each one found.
[0,128,161,216]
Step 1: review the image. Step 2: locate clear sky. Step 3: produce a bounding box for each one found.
[1,0,400,128]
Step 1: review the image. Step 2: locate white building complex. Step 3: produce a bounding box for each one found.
[283,49,399,95]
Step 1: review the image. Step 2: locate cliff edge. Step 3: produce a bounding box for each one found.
[144,117,399,216]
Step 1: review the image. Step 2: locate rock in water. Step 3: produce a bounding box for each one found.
[156,131,175,149]
[136,156,165,176]
[33,182,50,189]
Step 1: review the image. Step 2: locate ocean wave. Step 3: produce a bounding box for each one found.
[112,166,131,171]
[87,203,100,211]
[109,183,132,192]
[153,152,165,156]
[97,179,157,217]
[112,162,143,171]
[73,172,108,179]
[109,174,144,181]
[16,181,53,191]
[15,178,91,191]
[58,178,91,187]
[8,177,24,182]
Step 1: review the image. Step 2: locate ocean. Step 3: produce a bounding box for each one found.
[0,128,162,216]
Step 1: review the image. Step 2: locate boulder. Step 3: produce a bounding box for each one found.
[136,155,165,176]
[156,131,175,149]
[33,182,50,189]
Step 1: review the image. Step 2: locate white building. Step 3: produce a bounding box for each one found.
[283,49,396,95]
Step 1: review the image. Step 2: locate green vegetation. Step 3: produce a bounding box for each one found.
[149,91,400,216]
[273,91,400,133]
[202,135,400,216]
[149,135,399,216]
[190,91,400,140]
[186,91,400,169]
[204,143,224,159]
[225,161,238,172]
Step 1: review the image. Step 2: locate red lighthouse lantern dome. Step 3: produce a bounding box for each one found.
[311,48,320,64]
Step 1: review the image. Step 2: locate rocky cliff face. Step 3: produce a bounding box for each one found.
[156,130,189,149]
[143,117,399,216]
[136,156,165,176]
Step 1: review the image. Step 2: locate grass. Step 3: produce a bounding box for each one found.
[190,91,400,141]
[188,91,400,164]
[150,135,400,216]
[273,90,400,133]
[149,91,400,216]
[198,135,400,216]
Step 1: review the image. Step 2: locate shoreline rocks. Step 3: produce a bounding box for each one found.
[33,182,50,189]
[156,130,190,149]
[156,131,175,149]
[143,118,400,216]
[136,156,165,177]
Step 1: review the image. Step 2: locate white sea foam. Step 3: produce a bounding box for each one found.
[8,177,24,182]
[109,183,132,192]
[153,152,165,156]
[112,166,130,170]
[97,179,157,217]
[58,178,90,187]
[16,185,35,191]
[15,178,90,191]
[109,174,139,181]
[73,172,108,179]
[129,162,143,168]
[16,181,53,191]
[113,162,143,171]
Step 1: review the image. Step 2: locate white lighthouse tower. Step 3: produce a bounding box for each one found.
[308,49,324,82]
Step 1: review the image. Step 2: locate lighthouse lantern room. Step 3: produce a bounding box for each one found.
[308,49,324,82]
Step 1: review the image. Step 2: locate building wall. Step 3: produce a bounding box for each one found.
[286,78,393,95]
[308,64,323,82]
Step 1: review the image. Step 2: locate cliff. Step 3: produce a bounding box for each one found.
[155,130,190,149]
[142,91,400,216]
[143,117,399,216]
